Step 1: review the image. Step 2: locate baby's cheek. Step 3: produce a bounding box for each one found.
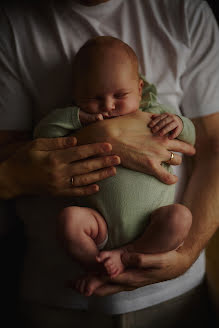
[81,103,98,114]
[122,100,139,115]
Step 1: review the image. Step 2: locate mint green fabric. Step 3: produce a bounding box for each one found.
[33,106,81,139]
[139,75,195,145]
[34,79,195,249]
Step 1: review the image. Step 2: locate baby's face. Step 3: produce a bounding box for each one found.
[74,57,143,119]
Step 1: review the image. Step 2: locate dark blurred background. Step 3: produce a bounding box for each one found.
[207,0,219,24]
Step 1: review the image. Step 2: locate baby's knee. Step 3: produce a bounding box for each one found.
[57,206,84,237]
[167,204,192,236]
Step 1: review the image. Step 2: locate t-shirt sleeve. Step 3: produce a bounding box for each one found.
[33,107,82,138]
[180,1,219,118]
[0,9,32,131]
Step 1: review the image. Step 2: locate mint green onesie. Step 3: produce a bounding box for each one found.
[34,78,195,250]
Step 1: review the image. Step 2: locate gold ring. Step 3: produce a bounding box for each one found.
[168,152,174,164]
[70,177,74,186]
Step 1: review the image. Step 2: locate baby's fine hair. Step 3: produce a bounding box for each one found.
[72,36,139,78]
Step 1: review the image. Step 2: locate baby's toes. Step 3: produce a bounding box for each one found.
[97,251,111,263]
[84,276,105,296]
[105,260,116,274]
[110,268,120,278]
[108,264,119,276]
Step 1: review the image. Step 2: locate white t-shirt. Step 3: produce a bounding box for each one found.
[0,0,219,314]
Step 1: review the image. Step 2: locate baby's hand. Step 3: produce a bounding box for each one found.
[148,113,183,139]
[79,109,103,126]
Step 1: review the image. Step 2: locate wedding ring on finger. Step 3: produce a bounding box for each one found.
[167,152,174,164]
[70,176,74,186]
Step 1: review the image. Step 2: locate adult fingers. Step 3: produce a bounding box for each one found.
[152,163,178,185]
[54,142,113,163]
[166,139,196,156]
[60,167,117,197]
[164,151,182,165]
[61,184,100,197]
[93,283,134,296]
[32,136,77,151]
[69,155,120,176]
[70,166,117,187]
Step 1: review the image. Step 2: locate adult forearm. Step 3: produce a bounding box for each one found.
[0,160,16,199]
[0,141,29,162]
[182,152,219,263]
[0,131,32,198]
[0,141,30,199]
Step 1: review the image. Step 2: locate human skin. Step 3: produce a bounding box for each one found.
[0,104,200,300]
[74,40,144,121]
[74,37,183,137]
[58,0,219,296]
[1,0,208,298]
[58,40,187,289]
[70,113,219,296]
[0,133,120,198]
[0,113,192,199]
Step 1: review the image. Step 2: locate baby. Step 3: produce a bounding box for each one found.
[34,36,195,296]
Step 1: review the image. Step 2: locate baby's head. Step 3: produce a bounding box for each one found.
[72,36,143,118]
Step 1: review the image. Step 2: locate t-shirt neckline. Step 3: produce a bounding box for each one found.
[72,0,124,15]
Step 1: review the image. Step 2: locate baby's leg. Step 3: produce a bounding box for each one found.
[57,206,107,269]
[130,203,192,254]
[98,204,192,277]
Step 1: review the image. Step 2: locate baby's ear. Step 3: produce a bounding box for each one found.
[138,79,144,96]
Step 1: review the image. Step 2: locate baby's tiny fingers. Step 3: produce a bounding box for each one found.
[168,126,181,139]
[149,116,163,127]
[159,122,178,136]
[151,118,173,134]
[96,114,103,121]
[149,114,169,128]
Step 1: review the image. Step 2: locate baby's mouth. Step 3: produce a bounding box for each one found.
[102,111,118,118]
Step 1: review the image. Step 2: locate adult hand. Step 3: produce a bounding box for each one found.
[74,110,196,185]
[71,245,193,297]
[1,136,120,199]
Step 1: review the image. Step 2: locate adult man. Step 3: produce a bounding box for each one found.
[0,0,219,327]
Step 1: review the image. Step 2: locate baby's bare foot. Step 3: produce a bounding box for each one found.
[96,249,125,277]
[75,274,107,296]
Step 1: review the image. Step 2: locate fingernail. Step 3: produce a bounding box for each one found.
[91,184,99,192]
[108,167,117,176]
[112,156,121,164]
[102,143,112,152]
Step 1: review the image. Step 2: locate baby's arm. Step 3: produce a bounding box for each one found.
[148,113,183,139]
[34,106,104,139]
[33,106,82,138]
[79,110,103,126]
[145,106,196,146]
[139,78,195,145]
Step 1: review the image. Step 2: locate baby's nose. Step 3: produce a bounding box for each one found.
[101,97,115,112]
